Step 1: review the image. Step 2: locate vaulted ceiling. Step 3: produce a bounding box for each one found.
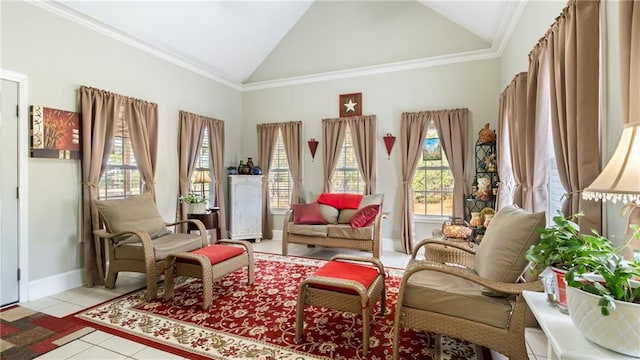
[39,1,524,88]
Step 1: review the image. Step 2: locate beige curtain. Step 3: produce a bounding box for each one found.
[432,109,468,219]
[497,86,514,209]
[280,121,304,204]
[322,118,348,192]
[525,44,551,213]
[81,87,151,287]
[207,119,226,238]
[507,73,529,208]
[257,123,280,239]
[399,112,431,253]
[125,98,158,198]
[619,0,639,126]
[547,0,601,233]
[177,113,226,236]
[176,111,207,232]
[347,115,377,194]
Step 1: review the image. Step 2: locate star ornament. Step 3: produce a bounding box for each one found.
[339,93,362,117]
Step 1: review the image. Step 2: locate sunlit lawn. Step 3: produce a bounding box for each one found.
[413,199,453,216]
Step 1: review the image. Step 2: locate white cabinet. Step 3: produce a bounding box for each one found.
[227,175,262,242]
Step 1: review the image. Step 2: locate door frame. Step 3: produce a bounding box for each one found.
[1,69,30,303]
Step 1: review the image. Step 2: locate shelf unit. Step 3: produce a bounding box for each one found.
[466,137,499,233]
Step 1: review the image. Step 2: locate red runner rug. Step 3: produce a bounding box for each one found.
[1,305,94,360]
[68,253,491,360]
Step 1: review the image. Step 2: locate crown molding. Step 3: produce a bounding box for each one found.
[242,49,500,91]
[491,1,528,55]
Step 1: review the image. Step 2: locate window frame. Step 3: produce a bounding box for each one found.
[268,129,293,212]
[331,126,364,194]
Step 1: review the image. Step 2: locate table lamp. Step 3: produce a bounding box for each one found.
[582,121,640,259]
[193,170,213,202]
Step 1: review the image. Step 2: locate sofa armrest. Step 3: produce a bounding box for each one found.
[282,209,293,256]
[371,210,383,258]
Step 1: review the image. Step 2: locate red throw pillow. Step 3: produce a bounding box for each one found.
[350,204,380,228]
[317,192,363,210]
[291,202,327,225]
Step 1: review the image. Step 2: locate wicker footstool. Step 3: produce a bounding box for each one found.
[295,255,386,355]
[163,240,254,310]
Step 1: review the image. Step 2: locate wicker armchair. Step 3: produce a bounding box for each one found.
[93,194,208,301]
[392,206,546,360]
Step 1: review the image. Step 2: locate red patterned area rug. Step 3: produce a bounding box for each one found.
[0,305,94,360]
[68,254,492,360]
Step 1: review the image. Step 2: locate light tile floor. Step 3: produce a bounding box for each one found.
[11,239,545,359]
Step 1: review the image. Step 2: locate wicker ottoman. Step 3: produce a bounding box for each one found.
[295,255,386,355]
[163,241,254,310]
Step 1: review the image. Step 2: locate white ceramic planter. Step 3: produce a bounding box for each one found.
[566,286,640,357]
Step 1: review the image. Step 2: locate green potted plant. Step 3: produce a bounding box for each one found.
[525,212,591,311]
[179,193,207,214]
[563,225,640,357]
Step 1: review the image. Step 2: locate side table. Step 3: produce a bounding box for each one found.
[522,290,635,359]
[187,208,221,242]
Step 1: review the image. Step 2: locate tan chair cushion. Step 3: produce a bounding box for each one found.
[327,224,373,240]
[288,223,328,237]
[403,268,513,328]
[473,205,545,293]
[95,194,170,243]
[114,233,204,261]
[360,193,384,207]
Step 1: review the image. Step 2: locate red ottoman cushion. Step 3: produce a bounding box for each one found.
[184,244,245,265]
[312,261,380,295]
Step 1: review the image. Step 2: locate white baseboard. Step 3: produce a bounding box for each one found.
[28,269,84,301]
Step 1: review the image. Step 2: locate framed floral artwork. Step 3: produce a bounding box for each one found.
[30,105,80,159]
[339,92,362,117]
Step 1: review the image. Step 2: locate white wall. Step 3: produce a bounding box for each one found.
[1,2,241,285]
[243,58,501,250]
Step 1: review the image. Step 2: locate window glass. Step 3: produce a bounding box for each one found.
[331,127,364,193]
[268,129,293,209]
[412,122,454,216]
[189,128,214,207]
[98,107,141,199]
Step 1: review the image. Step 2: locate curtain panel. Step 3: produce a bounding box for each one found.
[546,0,601,233]
[507,73,529,208]
[177,111,225,235]
[497,85,515,210]
[80,86,157,287]
[346,115,377,194]
[257,123,280,240]
[280,121,304,204]
[321,118,348,192]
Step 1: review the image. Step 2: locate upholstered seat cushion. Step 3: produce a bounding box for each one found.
[403,266,513,328]
[114,233,204,260]
[181,244,246,265]
[311,260,380,295]
[327,224,373,240]
[288,224,328,237]
[95,193,170,243]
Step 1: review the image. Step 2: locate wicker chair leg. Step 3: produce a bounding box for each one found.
[362,308,371,355]
[163,256,176,301]
[295,286,306,342]
[247,254,255,285]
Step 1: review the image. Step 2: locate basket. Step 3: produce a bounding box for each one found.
[441,217,473,240]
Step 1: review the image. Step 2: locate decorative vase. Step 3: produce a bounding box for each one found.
[227,166,238,175]
[251,166,262,175]
[469,212,483,227]
[246,157,254,170]
[567,286,640,357]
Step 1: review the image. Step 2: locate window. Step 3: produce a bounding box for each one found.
[412,122,454,217]
[268,129,293,209]
[189,128,214,207]
[331,127,364,193]
[98,107,142,199]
